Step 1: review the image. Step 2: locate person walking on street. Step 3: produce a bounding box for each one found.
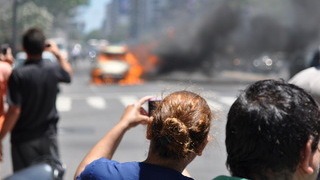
[0,27,72,172]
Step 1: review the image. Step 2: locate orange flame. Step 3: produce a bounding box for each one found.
[91,44,160,85]
[127,43,160,75]
[118,52,144,85]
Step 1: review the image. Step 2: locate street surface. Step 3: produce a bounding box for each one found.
[0,60,259,180]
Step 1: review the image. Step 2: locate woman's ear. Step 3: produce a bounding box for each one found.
[299,139,315,174]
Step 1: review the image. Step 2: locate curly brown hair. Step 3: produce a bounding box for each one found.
[148,90,213,160]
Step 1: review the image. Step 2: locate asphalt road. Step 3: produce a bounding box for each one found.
[0,60,258,180]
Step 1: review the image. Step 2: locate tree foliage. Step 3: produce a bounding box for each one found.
[0,0,90,49]
[23,0,89,17]
[0,2,12,44]
[18,2,54,33]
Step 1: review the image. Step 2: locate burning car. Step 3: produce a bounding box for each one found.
[91,45,131,85]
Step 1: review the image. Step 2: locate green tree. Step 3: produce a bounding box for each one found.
[0,0,90,52]
[22,0,89,17]
[16,0,89,30]
[18,2,54,34]
[0,2,12,44]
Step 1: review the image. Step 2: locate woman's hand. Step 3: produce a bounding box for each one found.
[119,96,154,129]
[74,96,155,179]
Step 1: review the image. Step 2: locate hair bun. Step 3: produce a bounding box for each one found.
[159,118,191,156]
[149,90,212,160]
[161,118,188,137]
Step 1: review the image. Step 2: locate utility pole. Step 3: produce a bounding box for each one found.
[12,0,19,55]
[130,0,139,40]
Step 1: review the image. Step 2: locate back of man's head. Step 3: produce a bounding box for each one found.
[22,27,46,56]
[226,79,320,180]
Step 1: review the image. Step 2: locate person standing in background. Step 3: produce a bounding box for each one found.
[0,46,14,130]
[289,47,320,104]
[0,27,72,173]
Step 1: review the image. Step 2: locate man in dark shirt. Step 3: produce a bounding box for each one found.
[0,28,72,172]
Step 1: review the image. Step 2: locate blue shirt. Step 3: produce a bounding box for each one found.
[77,158,193,180]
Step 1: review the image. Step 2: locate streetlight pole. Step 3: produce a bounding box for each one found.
[12,0,19,55]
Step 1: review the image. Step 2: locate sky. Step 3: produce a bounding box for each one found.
[78,0,111,33]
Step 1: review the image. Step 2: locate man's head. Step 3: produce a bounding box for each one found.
[226,79,320,180]
[22,28,46,56]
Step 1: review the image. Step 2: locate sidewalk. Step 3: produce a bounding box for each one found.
[216,70,281,83]
[155,70,281,84]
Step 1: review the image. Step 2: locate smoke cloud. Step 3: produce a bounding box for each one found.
[154,0,320,75]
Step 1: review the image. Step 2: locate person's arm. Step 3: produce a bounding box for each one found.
[74,96,153,179]
[45,41,73,76]
[0,105,21,161]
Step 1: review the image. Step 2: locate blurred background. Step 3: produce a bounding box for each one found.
[1,0,320,81]
[2,0,320,179]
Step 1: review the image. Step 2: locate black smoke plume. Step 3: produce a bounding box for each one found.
[154,0,320,76]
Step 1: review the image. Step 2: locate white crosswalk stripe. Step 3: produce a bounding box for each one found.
[86,96,107,109]
[57,96,72,112]
[56,95,235,112]
[207,100,223,111]
[119,95,139,107]
[206,96,236,111]
[219,96,236,106]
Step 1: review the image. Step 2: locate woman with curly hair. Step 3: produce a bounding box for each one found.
[75,90,213,180]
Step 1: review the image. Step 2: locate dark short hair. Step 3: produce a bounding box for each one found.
[226,79,320,179]
[22,28,46,56]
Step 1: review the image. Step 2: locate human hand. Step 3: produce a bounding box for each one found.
[119,96,154,129]
[45,41,61,57]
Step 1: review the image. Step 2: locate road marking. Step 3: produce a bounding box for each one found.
[86,96,106,109]
[206,100,223,112]
[219,97,236,106]
[56,94,234,112]
[119,95,139,107]
[57,96,72,112]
